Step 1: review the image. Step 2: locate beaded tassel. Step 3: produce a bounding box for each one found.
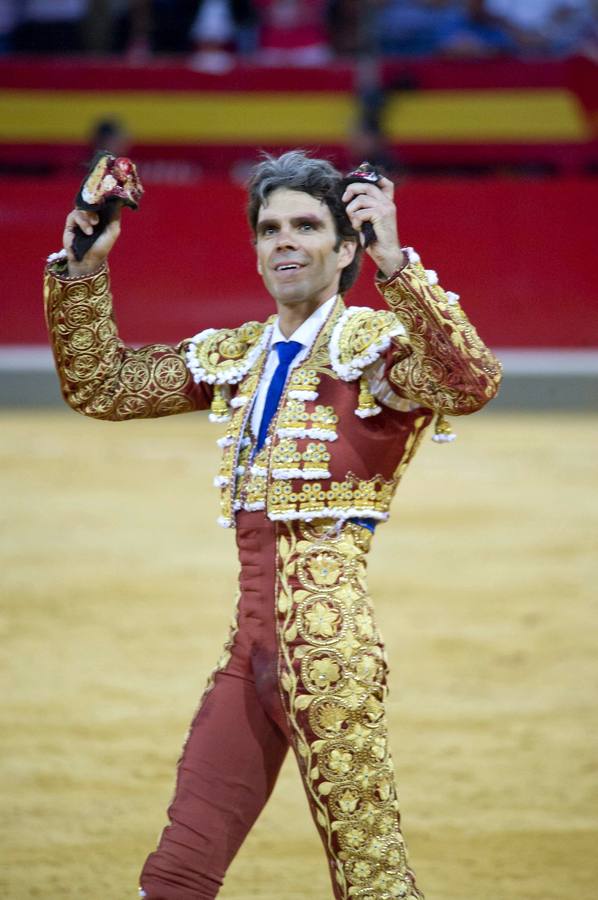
[355,374,382,418]
[209,385,231,423]
[432,413,456,443]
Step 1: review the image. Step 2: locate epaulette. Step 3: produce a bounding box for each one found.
[185,319,273,386]
[329,306,407,382]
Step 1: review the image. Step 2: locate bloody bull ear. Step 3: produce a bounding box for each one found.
[341,161,382,248]
[76,150,143,210]
[72,151,144,262]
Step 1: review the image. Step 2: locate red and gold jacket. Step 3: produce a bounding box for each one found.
[44,248,501,527]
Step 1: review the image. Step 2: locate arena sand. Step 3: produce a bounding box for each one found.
[1,410,597,899]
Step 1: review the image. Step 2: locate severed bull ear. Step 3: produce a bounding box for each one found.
[341,161,382,248]
[71,151,144,261]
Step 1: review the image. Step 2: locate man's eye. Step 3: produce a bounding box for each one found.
[262,226,277,236]
[299,222,314,231]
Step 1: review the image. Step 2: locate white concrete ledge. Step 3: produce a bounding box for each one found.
[497,350,598,375]
[0,346,54,370]
[3,346,598,374]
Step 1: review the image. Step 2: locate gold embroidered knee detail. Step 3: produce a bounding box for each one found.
[275,521,424,900]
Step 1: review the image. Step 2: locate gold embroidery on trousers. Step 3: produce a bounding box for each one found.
[275,523,423,900]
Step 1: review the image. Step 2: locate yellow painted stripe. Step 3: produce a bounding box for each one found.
[385,89,586,141]
[0,91,355,142]
[0,88,588,143]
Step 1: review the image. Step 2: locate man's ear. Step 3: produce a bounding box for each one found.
[257,259,263,275]
[339,239,358,269]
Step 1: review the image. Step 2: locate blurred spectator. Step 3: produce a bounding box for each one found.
[11,0,88,54]
[326,0,361,57]
[112,0,198,56]
[189,0,258,72]
[442,0,516,56]
[108,0,152,60]
[3,0,595,60]
[253,0,332,65]
[151,0,199,53]
[374,0,469,57]
[485,0,597,57]
[0,1,19,54]
[190,0,332,69]
[373,0,516,57]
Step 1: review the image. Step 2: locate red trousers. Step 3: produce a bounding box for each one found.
[139,512,422,900]
[140,513,292,899]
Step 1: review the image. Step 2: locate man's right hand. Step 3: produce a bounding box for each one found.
[63,208,121,277]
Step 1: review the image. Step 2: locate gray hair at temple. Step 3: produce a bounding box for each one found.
[246,150,363,294]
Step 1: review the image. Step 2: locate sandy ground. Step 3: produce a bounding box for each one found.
[1,409,597,900]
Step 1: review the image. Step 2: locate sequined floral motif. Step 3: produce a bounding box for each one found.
[299,548,347,589]
[297,596,346,643]
[309,697,352,738]
[275,522,424,900]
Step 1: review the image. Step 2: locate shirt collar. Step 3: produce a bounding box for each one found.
[271,295,337,348]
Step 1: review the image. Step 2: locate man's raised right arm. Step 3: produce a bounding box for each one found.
[44,208,212,420]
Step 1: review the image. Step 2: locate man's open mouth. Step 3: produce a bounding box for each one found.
[274,262,304,271]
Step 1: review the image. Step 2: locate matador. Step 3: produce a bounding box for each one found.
[44,151,502,900]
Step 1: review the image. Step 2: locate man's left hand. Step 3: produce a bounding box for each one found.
[342,175,405,278]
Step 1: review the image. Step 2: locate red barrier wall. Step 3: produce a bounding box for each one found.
[2,57,596,174]
[2,176,598,348]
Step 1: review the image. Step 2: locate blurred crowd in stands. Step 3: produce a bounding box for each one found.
[1,1,597,66]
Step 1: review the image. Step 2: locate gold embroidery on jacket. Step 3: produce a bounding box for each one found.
[392,415,430,485]
[382,261,502,414]
[271,438,302,470]
[277,398,311,432]
[45,266,197,420]
[311,405,339,432]
[214,366,267,524]
[335,308,407,372]
[288,367,321,398]
[276,523,423,900]
[270,440,332,479]
[188,321,268,380]
[268,474,395,522]
[347,309,399,355]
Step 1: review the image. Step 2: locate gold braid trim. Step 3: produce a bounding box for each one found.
[195,591,242,704]
[44,262,205,420]
[170,589,242,814]
[379,260,502,415]
[276,522,424,900]
[185,320,273,385]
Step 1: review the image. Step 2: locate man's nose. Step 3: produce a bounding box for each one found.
[275,227,298,249]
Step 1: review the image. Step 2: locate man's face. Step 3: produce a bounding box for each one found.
[255,188,356,309]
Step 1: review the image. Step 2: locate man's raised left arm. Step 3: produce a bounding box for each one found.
[342,177,502,416]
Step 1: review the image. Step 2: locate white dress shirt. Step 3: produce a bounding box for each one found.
[249,293,418,438]
[250,295,336,437]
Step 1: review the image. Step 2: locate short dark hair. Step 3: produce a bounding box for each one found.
[246,150,363,294]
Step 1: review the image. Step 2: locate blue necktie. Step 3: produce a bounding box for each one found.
[256,340,303,451]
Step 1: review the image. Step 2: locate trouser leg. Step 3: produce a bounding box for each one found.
[274,520,424,900]
[139,513,424,900]
[140,514,289,900]
[139,667,288,900]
